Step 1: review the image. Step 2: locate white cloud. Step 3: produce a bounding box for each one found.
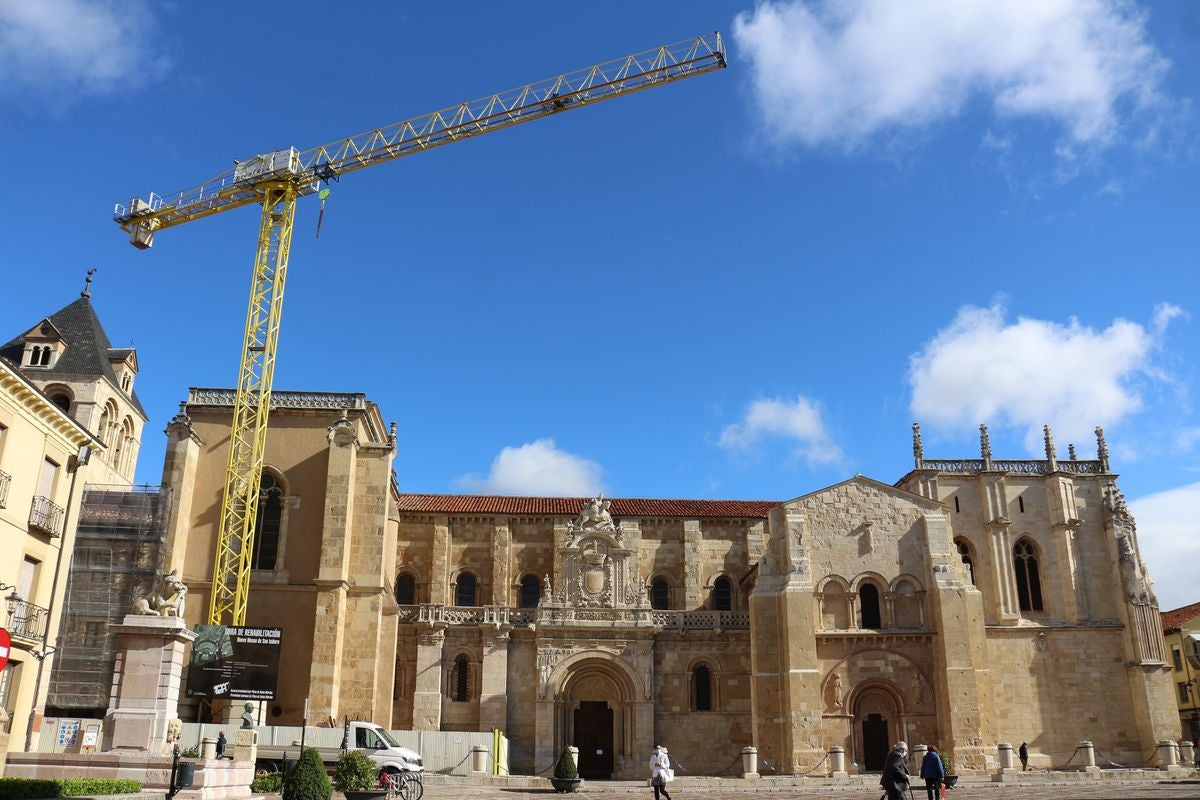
[909,304,1176,452]
[1129,482,1200,613]
[732,0,1167,152]
[719,396,843,466]
[455,439,604,496]
[0,0,165,104]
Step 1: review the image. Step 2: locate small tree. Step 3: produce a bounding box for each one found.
[332,750,378,793]
[941,755,955,775]
[553,747,578,780]
[282,748,332,800]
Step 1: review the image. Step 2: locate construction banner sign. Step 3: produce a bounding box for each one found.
[185,625,283,701]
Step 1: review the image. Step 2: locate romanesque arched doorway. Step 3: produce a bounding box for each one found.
[556,655,641,780]
[852,683,903,771]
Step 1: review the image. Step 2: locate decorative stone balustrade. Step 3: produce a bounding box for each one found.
[921,459,1103,475]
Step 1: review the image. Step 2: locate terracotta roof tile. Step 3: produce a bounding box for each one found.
[1161,600,1200,631]
[394,494,779,519]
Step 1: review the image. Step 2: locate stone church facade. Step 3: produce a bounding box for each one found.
[159,388,1179,778]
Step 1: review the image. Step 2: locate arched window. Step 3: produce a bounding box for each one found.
[693,665,712,711]
[519,575,540,608]
[955,537,976,585]
[251,471,284,570]
[859,583,882,628]
[455,572,477,607]
[395,573,416,605]
[39,347,51,366]
[1014,538,1044,612]
[713,576,733,611]
[453,655,469,702]
[650,578,670,610]
[49,393,70,413]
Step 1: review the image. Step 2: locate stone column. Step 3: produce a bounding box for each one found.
[479,631,510,733]
[159,406,203,574]
[682,519,702,609]
[411,629,445,730]
[491,519,511,605]
[102,616,196,753]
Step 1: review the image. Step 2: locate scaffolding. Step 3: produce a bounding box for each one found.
[45,484,171,718]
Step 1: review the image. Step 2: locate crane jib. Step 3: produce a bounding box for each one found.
[113,32,725,245]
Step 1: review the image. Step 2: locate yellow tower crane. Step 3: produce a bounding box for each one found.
[114,33,726,628]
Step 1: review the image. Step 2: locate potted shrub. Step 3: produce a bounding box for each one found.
[282,748,332,800]
[550,746,581,793]
[941,755,958,789]
[333,750,386,800]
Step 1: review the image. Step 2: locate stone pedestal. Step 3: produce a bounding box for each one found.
[471,745,489,774]
[234,729,257,764]
[997,742,1014,769]
[103,616,195,753]
[1180,740,1194,767]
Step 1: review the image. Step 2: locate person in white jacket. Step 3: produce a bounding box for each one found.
[649,744,672,800]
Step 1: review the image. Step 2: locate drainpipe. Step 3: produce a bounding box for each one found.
[23,444,89,751]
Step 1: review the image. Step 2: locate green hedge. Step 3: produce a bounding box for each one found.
[0,777,142,800]
[250,772,283,794]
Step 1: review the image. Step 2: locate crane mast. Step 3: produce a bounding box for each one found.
[114,32,725,627]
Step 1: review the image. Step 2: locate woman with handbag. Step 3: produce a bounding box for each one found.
[649,744,673,800]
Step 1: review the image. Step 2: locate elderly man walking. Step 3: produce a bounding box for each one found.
[881,741,911,800]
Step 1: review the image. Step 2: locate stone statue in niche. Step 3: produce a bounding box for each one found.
[832,673,843,709]
[910,672,923,704]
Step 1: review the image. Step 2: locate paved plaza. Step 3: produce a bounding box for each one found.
[418,778,1200,800]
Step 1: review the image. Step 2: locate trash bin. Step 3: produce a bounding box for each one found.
[176,762,196,788]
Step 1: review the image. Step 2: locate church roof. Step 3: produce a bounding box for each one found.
[0,295,146,417]
[1161,600,1200,632]
[394,494,780,519]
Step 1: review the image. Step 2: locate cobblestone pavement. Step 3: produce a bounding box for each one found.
[418,779,1200,800]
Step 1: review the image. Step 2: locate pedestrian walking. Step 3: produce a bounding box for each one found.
[1018,741,1029,771]
[881,741,911,800]
[920,746,944,800]
[649,744,672,800]
[216,731,227,759]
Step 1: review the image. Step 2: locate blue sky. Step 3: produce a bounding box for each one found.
[1,1,1197,609]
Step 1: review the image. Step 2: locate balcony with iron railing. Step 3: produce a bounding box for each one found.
[29,495,64,537]
[397,603,750,631]
[0,470,10,508]
[5,596,49,644]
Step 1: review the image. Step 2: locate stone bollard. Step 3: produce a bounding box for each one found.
[911,744,928,771]
[1079,740,1099,777]
[471,745,489,775]
[1157,740,1178,767]
[568,746,579,770]
[1180,740,1195,768]
[202,737,217,760]
[830,746,847,780]
[742,746,758,779]
[998,742,1014,770]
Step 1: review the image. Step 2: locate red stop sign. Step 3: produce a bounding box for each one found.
[0,629,10,671]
